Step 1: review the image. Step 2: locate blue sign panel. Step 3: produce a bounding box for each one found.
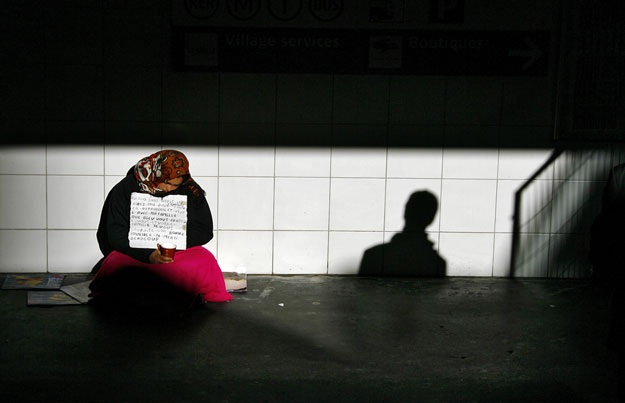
[174,28,550,76]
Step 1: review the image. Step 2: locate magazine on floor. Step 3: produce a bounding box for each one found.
[27,291,81,306]
[60,281,92,304]
[2,274,65,290]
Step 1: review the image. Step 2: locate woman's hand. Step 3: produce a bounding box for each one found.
[149,248,173,264]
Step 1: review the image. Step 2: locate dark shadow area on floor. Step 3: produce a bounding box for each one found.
[359,190,446,277]
[88,267,203,322]
[0,378,593,403]
[0,275,619,402]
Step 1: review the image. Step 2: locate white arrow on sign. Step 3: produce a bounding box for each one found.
[508,36,543,70]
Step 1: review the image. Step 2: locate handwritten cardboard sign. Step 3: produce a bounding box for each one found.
[129,192,187,250]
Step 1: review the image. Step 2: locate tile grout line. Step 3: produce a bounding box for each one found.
[382,76,391,249]
[44,19,49,274]
[271,73,278,275]
[491,80,505,277]
[326,75,337,275]
[492,146,502,277]
[45,144,49,274]
[437,78,448,259]
[546,154,557,278]
[101,2,107,273]
[214,72,221,262]
[270,73,280,275]
[215,72,221,260]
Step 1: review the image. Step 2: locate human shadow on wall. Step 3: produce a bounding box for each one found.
[359,190,446,277]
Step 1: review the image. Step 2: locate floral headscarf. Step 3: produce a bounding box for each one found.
[134,150,202,196]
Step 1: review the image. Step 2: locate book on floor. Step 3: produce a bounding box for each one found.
[2,274,65,290]
[27,291,81,306]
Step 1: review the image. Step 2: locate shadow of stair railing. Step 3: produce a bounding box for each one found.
[510,145,617,278]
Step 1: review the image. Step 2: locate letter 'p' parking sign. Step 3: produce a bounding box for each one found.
[429,0,464,24]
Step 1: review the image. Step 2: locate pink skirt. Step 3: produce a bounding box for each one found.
[89,246,233,303]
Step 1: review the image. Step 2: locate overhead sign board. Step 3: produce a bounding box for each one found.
[173,28,550,76]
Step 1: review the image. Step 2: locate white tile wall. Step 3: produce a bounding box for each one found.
[383,231,397,243]
[48,230,101,273]
[442,148,499,179]
[501,78,554,126]
[554,148,614,181]
[193,176,219,228]
[276,75,332,124]
[389,76,446,124]
[0,143,595,276]
[0,230,47,272]
[220,74,276,123]
[439,232,494,277]
[217,231,273,274]
[386,147,443,178]
[517,178,553,234]
[498,149,553,180]
[104,144,159,175]
[424,231,441,252]
[0,175,47,229]
[47,176,104,229]
[331,125,387,177]
[328,231,384,275]
[162,72,219,122]
[495,180,524,233]
[1,68,45,120]
[333,75,389,124]
[381,231,441,255]
[443,126,499,178]
[219,145,275,177]
[385,179,441,232]
[273,231,328,274]
[47,145,104,175]
[275,147,331,177]
[0,145,46,175]
[1,2,585,277]
[439,179,497,232]
[493,233,513,277]
[203,234,218,259]
[45,66,104,120]
[331,147,387,178]
[445,78,502,125]
[274,178,330,230]
[550,180,586,234]
[329,178,386,231]
[496,233,551,277]
[105,66,161,121]
[218,177,274,230]
[107,12,163,66]
[104,175,124,196]
[332,147,386,178]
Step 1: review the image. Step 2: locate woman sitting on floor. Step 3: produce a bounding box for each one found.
[89,149,232,305]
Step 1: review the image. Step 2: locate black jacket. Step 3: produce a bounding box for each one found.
[96,167,214,265]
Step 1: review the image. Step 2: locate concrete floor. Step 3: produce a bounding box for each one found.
[0,275,620,402]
